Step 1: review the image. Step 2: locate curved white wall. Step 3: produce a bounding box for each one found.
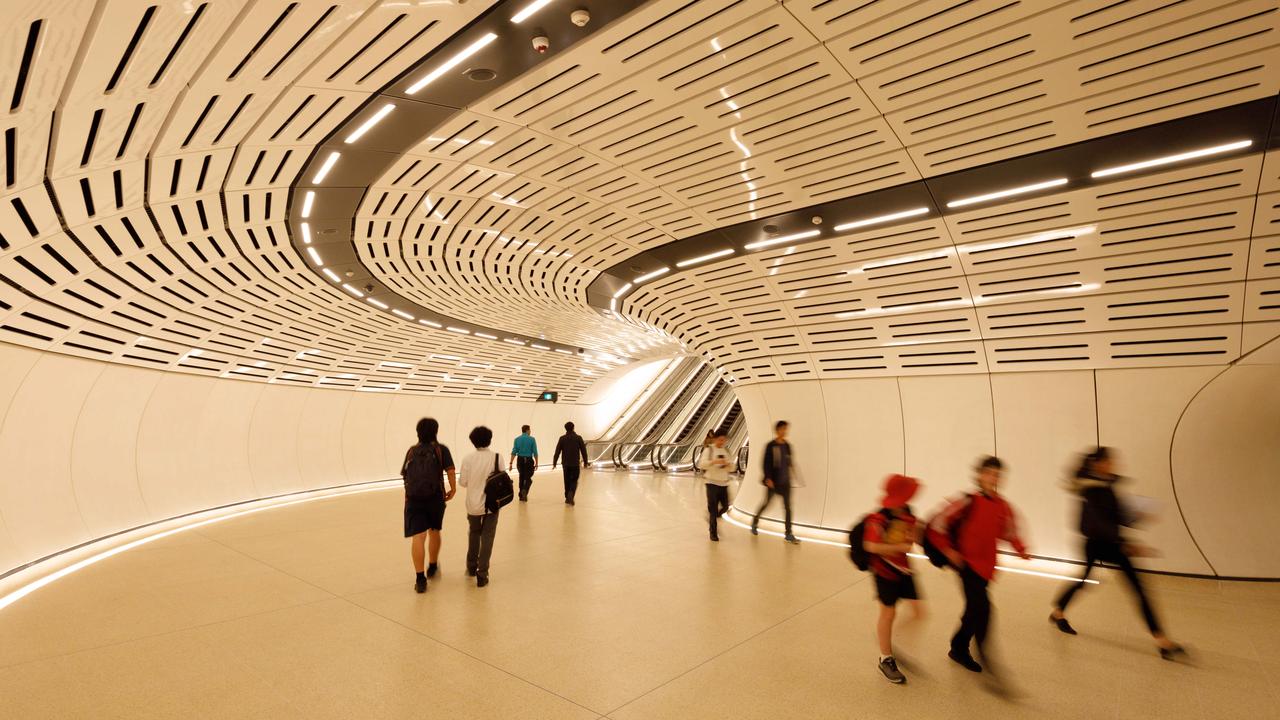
[0,341,624,576]
[733,333,1280,577]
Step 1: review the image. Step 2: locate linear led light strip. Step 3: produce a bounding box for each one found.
[720,512,1098,584]
[511,0,554,23]
[406,33,498,94]
[743,229,819,251]
[675,248,735,268]
[301,191,315,218]
[633,267,669,283]
[312,151,340,184]
[833,206,929,232]
[1090,139,1252,178]
[0,481,401,611]
[344,103,394,144]
[946,178,1067,208]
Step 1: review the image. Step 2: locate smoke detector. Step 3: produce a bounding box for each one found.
[570,9,590,26]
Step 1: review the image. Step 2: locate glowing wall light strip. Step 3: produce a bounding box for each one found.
[301,191,315,218]
[612,282,633,299]
[312,151,340,184]
[344,103,394,143]
[743,229,819,250]
[0,482,400,612]
[391,308,414,320]
[406,33,498,94]
[367,298,389,309]
[675,248,735,268]
[306,247,322,265]
[322,268,341,282]
[634,267,669,283]
[511,0,554,23]
[833,207,929,232]
[301,222,312,244]
[1090,139,1252,178]
[946,178,1068,208]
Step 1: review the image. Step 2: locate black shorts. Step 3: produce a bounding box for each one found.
[874,573,918,606]
[404,496,446,537]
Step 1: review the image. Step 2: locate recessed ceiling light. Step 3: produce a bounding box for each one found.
[1090,139,1252,178]
[322,268,340,282]
[306,247,322,265]
[675,248,735,268]
[312,151,340,184]
[612,282,633,299]
[344,103,394,144]
[744,229,819,250]
[634,267,669,283]
[301,191,315,218]
[511,0,555,24]
[406,33,498,94]
[833,207,929,232]
[946,178,1068,208]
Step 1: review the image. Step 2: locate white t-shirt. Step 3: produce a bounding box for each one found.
[698,445,732,486]
[459,448,500,516]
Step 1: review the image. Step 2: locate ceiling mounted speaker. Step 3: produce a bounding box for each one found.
[762,224,779,234]
[467,68,497,82]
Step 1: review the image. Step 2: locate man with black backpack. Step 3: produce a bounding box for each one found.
[852,474,924,684]
[459,426,511,587]
[401,418,456,593]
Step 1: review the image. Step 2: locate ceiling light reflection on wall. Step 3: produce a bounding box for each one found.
[946,178,1068,208]
[1090,139,1252,178]
[744,229,819,250]
[312,151,340,184]
[675,248,735,268]
[344,103,394,143]
[406,33,498,94]
[833,207,929,232]
[634,267,669,283]
[511,0,555,23]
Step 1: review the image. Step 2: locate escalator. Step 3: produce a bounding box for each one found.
[673,380,727,443]
[715,401,741,436]
[640,364,714,442]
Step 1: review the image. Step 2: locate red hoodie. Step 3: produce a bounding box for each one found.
[928,492,1027,581]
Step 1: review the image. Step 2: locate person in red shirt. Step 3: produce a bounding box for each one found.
[927,456,1030,673]
[862,474,925,684]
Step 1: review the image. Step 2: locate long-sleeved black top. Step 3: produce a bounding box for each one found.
[1069,471,1124,543]
[553,432,589,467]
[761,439,792,487]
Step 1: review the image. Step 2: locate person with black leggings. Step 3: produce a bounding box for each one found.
[1050,447,1185,659]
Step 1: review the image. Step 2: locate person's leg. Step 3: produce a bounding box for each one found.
[705,484,719,536]
[1055,540,1100,613]
[952,568,987,655]
[1114,549,1164,638]
[779,485,794,537]
[427,529,442,564]
[751,488,774,530]
[970,572,991,654]
[477,512,499,578]
[717,486,730,517]
[565,465,580,502]
[411,532,426,573]
[878,603,896,656]
[518,457,534,500]
[466,515,481,576]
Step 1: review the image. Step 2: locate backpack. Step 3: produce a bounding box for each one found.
[403,443,445,499]
[849,510,882,571]
[483,453,515,513]
[922,494,975,568]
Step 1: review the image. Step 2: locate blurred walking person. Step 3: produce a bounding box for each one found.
[750,420,798,543]
[401,418,456,593]
[509,425,539,502]
[552,421,589,506]
[860,474,926,683]
[1049,447,1185,659]
[697,430,732,541]
[460,426,503,587]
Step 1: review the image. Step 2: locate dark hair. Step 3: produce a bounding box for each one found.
[469,425,493,449]
[976,455,1003,473]
[712,430,727,439]
[416,417,439,445]
[564,421,575,432]
[521,424,530,434]
[775,420,788,431]
[1076,446,1111,477]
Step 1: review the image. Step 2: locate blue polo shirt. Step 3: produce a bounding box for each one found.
[511,434,538,457]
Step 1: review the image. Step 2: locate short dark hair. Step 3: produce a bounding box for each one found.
[469,426,493,449]
[416,417,438,445]
[775,420,788,431]
[564,421,575,432]
[521,424,530,433]
[977,455,1003,472]
[713,430,727,439]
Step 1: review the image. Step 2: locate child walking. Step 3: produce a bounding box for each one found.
[862,474,924,683]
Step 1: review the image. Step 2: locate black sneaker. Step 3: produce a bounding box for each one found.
[710,532,719,542]
[948,649,983,673]
[784,534,800,544]
[414,576,427,594]
[878,656,906,684]
[426,563,438,578]
[750,525,759,536]
[476,576,489,588]
[1050,613,1077,635]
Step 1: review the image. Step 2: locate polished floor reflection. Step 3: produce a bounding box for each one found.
[0,469,1275,719]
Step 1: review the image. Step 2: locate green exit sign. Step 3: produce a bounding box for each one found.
[538,391,558,403]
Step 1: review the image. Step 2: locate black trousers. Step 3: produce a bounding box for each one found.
[951,566,991,655]
[705,484,729,534]
[516,456,535,499]
[562,464,581,501]
[751,484,793,535]
[466,512,499,578]
[1056,538,1162,634]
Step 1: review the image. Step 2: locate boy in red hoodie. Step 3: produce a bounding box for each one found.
[927,456,1030,673]
[862,474,924,684]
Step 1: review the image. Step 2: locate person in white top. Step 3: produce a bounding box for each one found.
[458,426,501,587]
[697,430,733,541]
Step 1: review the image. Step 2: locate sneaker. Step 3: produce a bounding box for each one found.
[414,576,427,594]
[709,531,719,542]
[948,649,983,673]
[1049,612,1077,635]
[784,534,800,544]
[426,563,438,578]
[476,576,489,588]
[878,656,906,684]
[750,525,759,536]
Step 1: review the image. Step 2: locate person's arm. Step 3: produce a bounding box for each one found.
[531,438,539,466]
[553,437,563,468]
[929,497,968,567]
[1001,502,1031,560]
[578,437,589,465]
[444,466,457,500]
[761,441,776,487]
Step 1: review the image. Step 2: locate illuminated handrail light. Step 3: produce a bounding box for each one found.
[312,151,340,184]
[743,229,819,250]
[406,33,498,94]
[1090,139,1252,178]
[612,282,633,299]
[344,103,394,144]
[306,247,322,265]
[946,178,1067,208]
[301,190,315,218]
[511,0,554,24]
[675,248,735,268]
[634,267,669,283]
[833,207,929,232]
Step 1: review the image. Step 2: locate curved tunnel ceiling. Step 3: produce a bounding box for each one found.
[2,0,1280,400]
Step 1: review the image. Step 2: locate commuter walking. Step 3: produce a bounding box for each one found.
[401,418,456,593]
[695,430,715,476]
[460,426,502,588]
[552,421,589,505]
[1050,447,1185,659]
[750,420,798,543]
[697,430,732,541]
[926,456,1030,673]
[861,474,925,684]
[509,425,539,502]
